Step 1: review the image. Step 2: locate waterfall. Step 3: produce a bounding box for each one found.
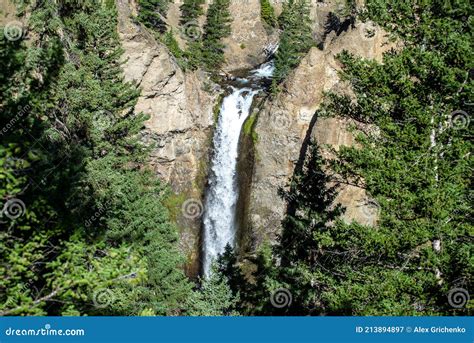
[202,88,258,276]
[250,61,275,79]
[203,62,274,277]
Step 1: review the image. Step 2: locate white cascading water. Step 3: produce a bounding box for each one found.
[203,62,274,277]
[250,61,275,79]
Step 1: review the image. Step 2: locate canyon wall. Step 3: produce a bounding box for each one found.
[117,0,218,277]
[116,0,392,269]
[244,9,393,252]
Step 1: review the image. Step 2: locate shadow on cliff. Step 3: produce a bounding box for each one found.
[284,110,320,218]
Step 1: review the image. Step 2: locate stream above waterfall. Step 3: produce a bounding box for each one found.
[202,61,274,277]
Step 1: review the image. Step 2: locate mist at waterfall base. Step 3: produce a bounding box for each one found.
[202,62,274,277]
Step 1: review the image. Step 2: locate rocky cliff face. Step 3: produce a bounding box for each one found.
[115,0,278,275]
[117,0,218,277]
[166,0,272,71]
[0,0,17,26]
[221,0,270,71]
[244,18,393,251]
[116,0,393,271]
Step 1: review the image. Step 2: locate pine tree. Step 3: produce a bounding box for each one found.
[260,0,277,27]
[162,29,189,69]
[201,0,232,70]
[217,244,276,315]
[1,0,192,316]
[185,263,239,316]
[270,142,345,315]
[137,0,171,33]
[180,0,205,25]
[273,0,313,85]
[0,27,64,316]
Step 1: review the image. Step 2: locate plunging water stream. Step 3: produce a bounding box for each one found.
[202,62,274,277]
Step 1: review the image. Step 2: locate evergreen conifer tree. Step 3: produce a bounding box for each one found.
[201,0,232,69]
[268,142,346,315]
[273,0,313,85]
[1,0,192,316]
[260,0,277,27]
[180,0,205,25]
[137,0,171,33]
[185,263,239,316]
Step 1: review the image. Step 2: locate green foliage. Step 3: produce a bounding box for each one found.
[163,30,184,59]
[162,29,189,69]
[243,112,258,143]
[185,263,239,316]
[260,0,277,27]
[163,192,187,223]
[212,93,224,125]
[335,0,357,18]
[220,0,473,316]
[201,0,232,70]
[311,0,473,314]
[185,40,205,70]
[137,0,171,33]
[1,0,192,316]
[180,0,205,24]
[363,0,472,50]
[217,244,276,315]
[273,0,313,85]
[138,0,232,73]
[1,13,68,315]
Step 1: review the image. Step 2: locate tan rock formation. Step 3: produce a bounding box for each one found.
[167,0,271,72]
[117,0,218,277]
[117,0,394,267]
[245,21,393,248]
[0,0,17,25]
[221,0,270,71]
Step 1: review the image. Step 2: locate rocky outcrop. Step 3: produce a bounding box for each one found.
[0,0,18,26]
[226,0,350,71]
[271,0,347,42]
[221,0,270,71]
[117,0,394,270]
[168,0,272,72]
[117,0,218,277]
[244,20,393,250]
